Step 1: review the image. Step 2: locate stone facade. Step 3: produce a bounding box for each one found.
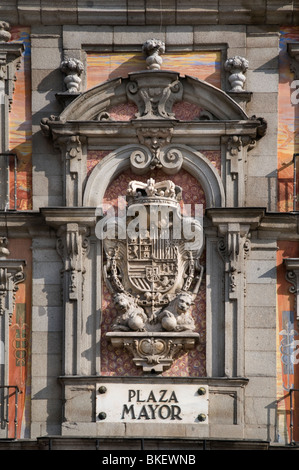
[0,1,298,451]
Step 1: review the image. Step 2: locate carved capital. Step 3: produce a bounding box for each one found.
[284,258,299,322]
[56,223,90,300]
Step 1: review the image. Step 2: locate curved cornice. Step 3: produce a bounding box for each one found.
[58,71,248,123]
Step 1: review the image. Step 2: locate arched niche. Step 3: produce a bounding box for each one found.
[83,144,225,209]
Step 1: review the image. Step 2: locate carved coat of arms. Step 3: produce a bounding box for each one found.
[102,179,204,371]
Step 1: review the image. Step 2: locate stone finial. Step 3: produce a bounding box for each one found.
[224,56,249,92]
[0,21,11,42]
[60,57,84,93]
[142,38,165,70]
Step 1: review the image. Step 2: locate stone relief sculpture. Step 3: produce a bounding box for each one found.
[224,56,249,92]
[60,57,84,93]
[142,38,165,70]
[102,178,204,371]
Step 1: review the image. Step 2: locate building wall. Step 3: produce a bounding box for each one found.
[0,3,299,449]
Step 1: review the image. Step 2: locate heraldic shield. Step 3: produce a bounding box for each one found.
[101,179,204,372]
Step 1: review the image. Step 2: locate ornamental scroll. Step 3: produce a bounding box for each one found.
[100,179,204,372]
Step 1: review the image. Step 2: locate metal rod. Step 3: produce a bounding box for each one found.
[14,153,17,210]
[0,385,19,439]
[289,388,299,445]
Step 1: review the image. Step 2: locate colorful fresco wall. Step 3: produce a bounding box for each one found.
[6,27,32,438]
[277,27,299,442]
[7,239,32,439]
[9,26,32,210]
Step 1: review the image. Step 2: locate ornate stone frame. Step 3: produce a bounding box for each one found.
[41,68,267,378]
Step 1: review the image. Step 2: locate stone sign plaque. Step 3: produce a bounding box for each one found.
[96,383,209,423]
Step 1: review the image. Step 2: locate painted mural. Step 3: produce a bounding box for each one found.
[7,239,32,439]
[9,26,32,210]
[277,27,299,442]
[5,27,32,438]
[87,51,221,89]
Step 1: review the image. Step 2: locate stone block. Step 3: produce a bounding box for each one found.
[32,173,62,197]
[194,25,246,48]
[32,195,63,210]
[18,0,41,24]
[33,260,62,285]
[32,306,62,332]
[246,284,276,307]
[246,27,280,49]
[32,69,63,92]
[245,259,276,284]
[63,25,113,50]
[32,376,61,400]
[31,47,62,71]
[245,397,276,426]
[245,328,276,352]
[209,392,236,424]
[31,331,62,355]
[247,47,279,70]
[266,1,293,24]
[219,0,266,25]
[166,26,193,47]
[248,154,277,178]
[247,92,278,115]
[245,376,277,397]
[64,385,95,422]
[145,0,176,25]
[31,398,62,423]
[245,351,276,376]
[77,0,128,25]
[0,0,19,24]
[176,0,219,25]
[245,306,276,329]
[246,69,279,93]
[128,0,146,25]
[245,176,276,210]
[31,353,61,377]
[113,26,165,48]
[40,0,78,25]
[32,283,62,307]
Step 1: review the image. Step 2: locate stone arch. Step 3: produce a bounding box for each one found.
[83,144,225,208]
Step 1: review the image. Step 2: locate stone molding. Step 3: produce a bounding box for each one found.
[2,2,298,26]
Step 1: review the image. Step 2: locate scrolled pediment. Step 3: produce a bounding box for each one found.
[56,70,248,124]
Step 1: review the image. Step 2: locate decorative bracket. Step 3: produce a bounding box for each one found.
[126,71,183,120]
[129,124,183,174]
[0,237,25,324]
[284,258,299,322]
[217,223,251,299]
[107,332,199,373]
[56,223,90,301]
